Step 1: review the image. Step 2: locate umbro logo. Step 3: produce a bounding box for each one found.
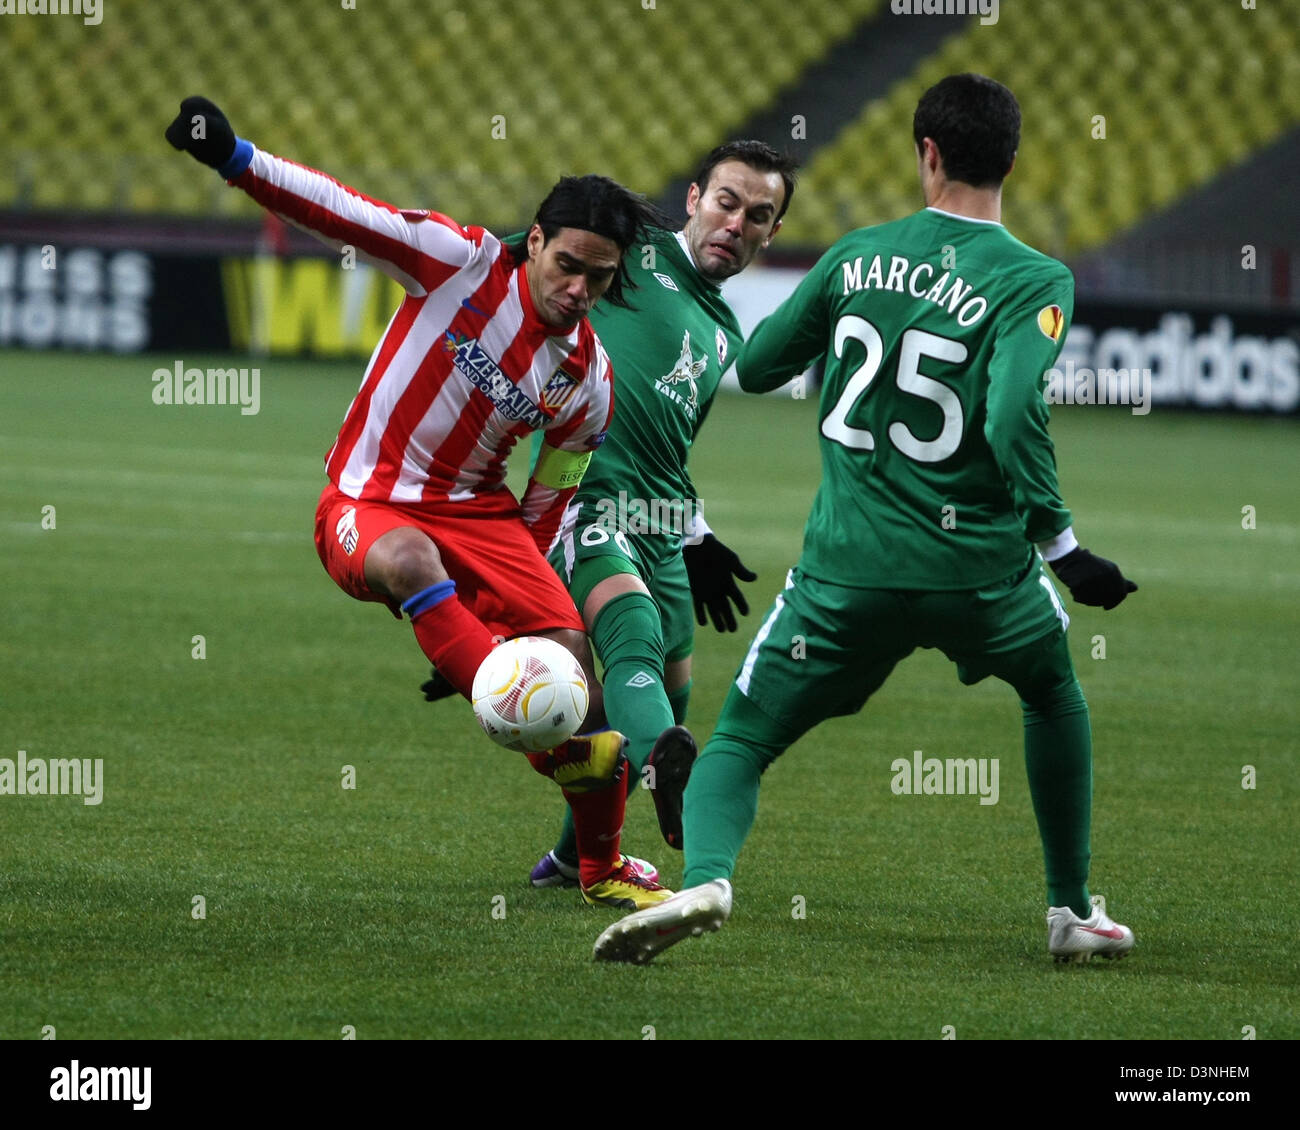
[626,672,656,688]
[653,272,678,291]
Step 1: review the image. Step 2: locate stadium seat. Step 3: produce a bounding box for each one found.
[2,0,1294,255]
[777,0,1300,253]
[1,0,885,230]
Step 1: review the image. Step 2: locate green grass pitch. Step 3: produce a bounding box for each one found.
[2,349,1297,1040]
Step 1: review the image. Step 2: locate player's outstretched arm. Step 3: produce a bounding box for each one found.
[165,96,478,295]
[734,247,833,393]
[984,279,1137,611]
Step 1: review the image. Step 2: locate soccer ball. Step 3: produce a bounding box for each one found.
[471,636,589,752]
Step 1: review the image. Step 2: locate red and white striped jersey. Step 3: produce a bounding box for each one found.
[230,147,614,549]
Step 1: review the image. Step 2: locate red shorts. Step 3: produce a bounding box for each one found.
[313,484,584,639]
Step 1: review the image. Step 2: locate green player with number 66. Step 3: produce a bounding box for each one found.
[595,73,1140,965]
[421,140,800,898]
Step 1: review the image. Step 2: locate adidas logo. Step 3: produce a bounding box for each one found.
[625,671,656,689]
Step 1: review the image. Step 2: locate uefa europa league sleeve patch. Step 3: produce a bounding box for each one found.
[1037,304,1065,341]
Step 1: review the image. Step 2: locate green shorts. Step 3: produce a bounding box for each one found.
[549,500,696,663]
[732,556,1075,742]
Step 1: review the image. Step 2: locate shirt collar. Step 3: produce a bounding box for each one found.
[673,229,723,290]
[924,206,1004,227]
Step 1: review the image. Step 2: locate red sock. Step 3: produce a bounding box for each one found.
[410,594,496,699]
[525,750,626,886]
[565,784,626,886]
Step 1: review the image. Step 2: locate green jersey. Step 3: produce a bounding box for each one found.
[573,226,743,540]
[737,207,1075,590]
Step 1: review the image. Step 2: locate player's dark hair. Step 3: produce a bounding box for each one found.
[913,73,1020,188]
[692,140,800,223]
[510,175,674,308]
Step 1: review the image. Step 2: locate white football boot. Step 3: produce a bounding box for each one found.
[1047,895,1135,963]
[593,878,732,964]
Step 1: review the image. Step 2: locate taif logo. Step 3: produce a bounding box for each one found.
[659,330,707,411]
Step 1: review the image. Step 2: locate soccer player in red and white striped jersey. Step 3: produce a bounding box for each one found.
[167,96,674,911]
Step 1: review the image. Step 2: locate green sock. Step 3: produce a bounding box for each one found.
[1022,677,1093,917]
[553,808,578,868]
[667,678,691,725]
[549,592,673,866]
[682,687,791,888]
[590,591,675,774]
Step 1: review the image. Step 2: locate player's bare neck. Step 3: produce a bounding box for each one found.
[926,180,1003,224]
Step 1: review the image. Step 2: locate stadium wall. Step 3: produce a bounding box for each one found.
[3,215,1296,415]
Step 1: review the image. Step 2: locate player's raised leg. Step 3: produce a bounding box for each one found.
[531,628,687,884]
[584,574,679,761]
[536,539,696,881]
[319,490,662,903]
[684,576,907,887]
[315,490,498,696]
[363,526,499,695]
[518,626,632,896]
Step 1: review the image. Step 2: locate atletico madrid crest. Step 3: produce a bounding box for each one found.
[540,367,579,412]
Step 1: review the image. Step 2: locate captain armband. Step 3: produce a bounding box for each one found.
[533,445,593,490]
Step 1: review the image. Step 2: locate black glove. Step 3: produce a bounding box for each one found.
[165,96,237,171]
[421,667,459,703]
[1048,547,1137,610]
[682,534,756,632]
